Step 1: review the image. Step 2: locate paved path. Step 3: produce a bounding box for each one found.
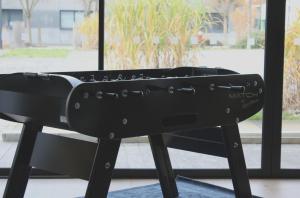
[0,49,264,75]
[0,50,98,74]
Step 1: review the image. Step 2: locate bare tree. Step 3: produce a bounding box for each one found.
[19,0,40,45]
[212,0,243,45]
[0,0,3,48]
[82,0,97,16]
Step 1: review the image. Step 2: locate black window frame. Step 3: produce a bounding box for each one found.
[1,0,296,179]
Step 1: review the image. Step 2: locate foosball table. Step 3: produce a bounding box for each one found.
[0,67,264,198]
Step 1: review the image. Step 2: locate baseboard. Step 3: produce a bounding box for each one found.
[2,132,300,144]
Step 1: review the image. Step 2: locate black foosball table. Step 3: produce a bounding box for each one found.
[0,67,264,198]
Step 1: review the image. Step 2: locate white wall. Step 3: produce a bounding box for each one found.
[2,0,85,10]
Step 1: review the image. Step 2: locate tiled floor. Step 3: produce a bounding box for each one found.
[2,141,300,169]
[1,178,300,198]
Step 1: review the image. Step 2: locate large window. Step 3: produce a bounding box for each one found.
[2,9,23,29]
[60,10,84,30]
[281,0,300,169]
[0,1,98,170]
[104,0,266,169]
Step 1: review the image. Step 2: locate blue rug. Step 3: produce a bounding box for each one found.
[106,176,261,198]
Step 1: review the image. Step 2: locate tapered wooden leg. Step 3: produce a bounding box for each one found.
[4,122,43,198]
[85,138,121,198]
[149,135,179,198]
[222,124,252,198]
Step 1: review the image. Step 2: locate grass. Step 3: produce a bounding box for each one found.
[250,111,300,120]
[0,48,70,58]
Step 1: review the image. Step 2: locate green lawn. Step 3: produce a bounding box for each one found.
[0,48,70,58]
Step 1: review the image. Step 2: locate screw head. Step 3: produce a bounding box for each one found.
[236,117,240,123]
[225,108,231,114]
[209,84,215,91]
[74,102,81,110]
[105,162,111,169]
[168,86,175,94]
[96,91,103,99]
[122,118,128,125]
[109,133,115,139]
[83,92,89,99]
[145,89,151,95]
[259,88,263,94]
[122,89,128,98]
[254,81,258,87]
[233,142,239,149]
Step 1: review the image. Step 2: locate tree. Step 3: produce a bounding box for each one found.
[212,0,243,45]
[230,0,265,48]
[82,0,97,16]
[0,0,2,48]
[19,0,40,46]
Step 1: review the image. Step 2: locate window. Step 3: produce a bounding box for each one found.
[2,9,23,29]
[60,10,84,30]
[0,3,98,170]
[104,0,266,169]
[204,13,224,33]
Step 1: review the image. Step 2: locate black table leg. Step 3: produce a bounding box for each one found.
[222,124,252,198]
[4,122,43,198]
[85,138,121,198]
[149,135,179,198]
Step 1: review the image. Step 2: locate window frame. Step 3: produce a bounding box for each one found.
[59,10,84,30]
[2,9,23,30]
[1,0,294,179]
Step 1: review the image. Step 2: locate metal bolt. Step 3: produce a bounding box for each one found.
[96,91,103,99]
[259,88,263,94]
[74,102,81,110]
[209,84,215,91]
[254,81,258,87]
[122,89,128,98]
[225,108,231,114]
[122,118,128,125]
[105,162,111,169]
[83,92,89,99]
[145,89,151,95]
[233,142,239,149]
[109,133,115,140]
[236,117,240,123]
[168,86,175,94]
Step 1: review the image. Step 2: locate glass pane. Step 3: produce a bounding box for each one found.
[105,0,266,169]
[75,11,84,24]
[0,2,98,168]
[281,0,300,169]
[61,11,74,29]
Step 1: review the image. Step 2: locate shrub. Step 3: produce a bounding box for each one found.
[233,31,265,49]
[283,11,300,111]
[105,0,208,69]
[78,13,99,49]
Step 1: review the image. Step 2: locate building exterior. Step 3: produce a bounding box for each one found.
[0,0,299,47]
[1,0,92,46]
